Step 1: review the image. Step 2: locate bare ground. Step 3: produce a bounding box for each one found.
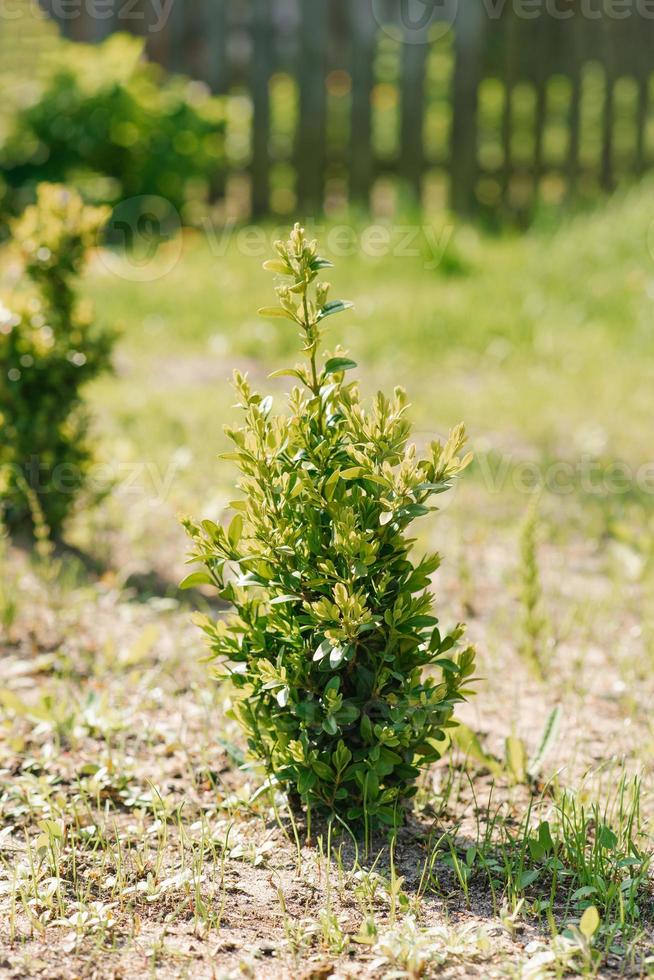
[1,509,652,979]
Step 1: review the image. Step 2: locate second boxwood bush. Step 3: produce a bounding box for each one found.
[1,34,224,221]
[0,184,114,536]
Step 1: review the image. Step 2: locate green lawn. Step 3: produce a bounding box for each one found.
[86,182,654,528]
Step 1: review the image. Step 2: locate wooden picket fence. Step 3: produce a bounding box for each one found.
[43,0,654,220]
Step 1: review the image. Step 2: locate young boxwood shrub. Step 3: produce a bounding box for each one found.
[183,224,476,829]
[0,184,114,537]
[0,34,224,220]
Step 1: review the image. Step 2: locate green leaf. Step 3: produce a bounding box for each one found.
[179,571,213,590]
[313,760,334,780]
[324,357,357,375]
[579,905,600,939]
[322,716,338,736]
[538,820,554,854]
[313,639,332,662]
[227,513,243,547]
[452,724,502,777]
[310,256,334,270]
[200,519,221,537]
[360,715,373,742]
[332,740,352,772]
[597,824,618,850]
[364,771,379,801]
[362,473,389,488]
[298,769,317,793]
[572,886,597,901]
[528,705,561,777]
[323,469,341,501]
[505,735,528,784]
[262,259,289,274]
[334,703,359,725]
[317,300,353,322]
[294,701,320,722]
[518,869,540,890]
[377,807,399,827]
[276,687,289,707]
[404,614,438,628]
[270,594,301,605]
[258,306,296,321]
[268,366,306,381]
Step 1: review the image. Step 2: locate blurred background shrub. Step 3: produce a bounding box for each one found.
[0,33,225,224]
[0,184,115,537]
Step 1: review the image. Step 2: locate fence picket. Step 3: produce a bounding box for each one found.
[296,0,328,216]
[399,26,429,203]
[635,26,649,175]
[251,0,273,217]
[450,3,486,215]
[600,72,615,192]
[500,10,518,209]
[205,0,228,93]
[349,3,376,207]
[533,69,548,202]
[566,19,583,202]
[600,19,616,192]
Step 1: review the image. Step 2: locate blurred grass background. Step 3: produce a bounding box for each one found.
[2,0,654,569]
[75,183,654,569]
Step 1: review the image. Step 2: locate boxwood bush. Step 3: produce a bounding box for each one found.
[0,184,114,537]
[0,34,224,221]
[183,224,476,830]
